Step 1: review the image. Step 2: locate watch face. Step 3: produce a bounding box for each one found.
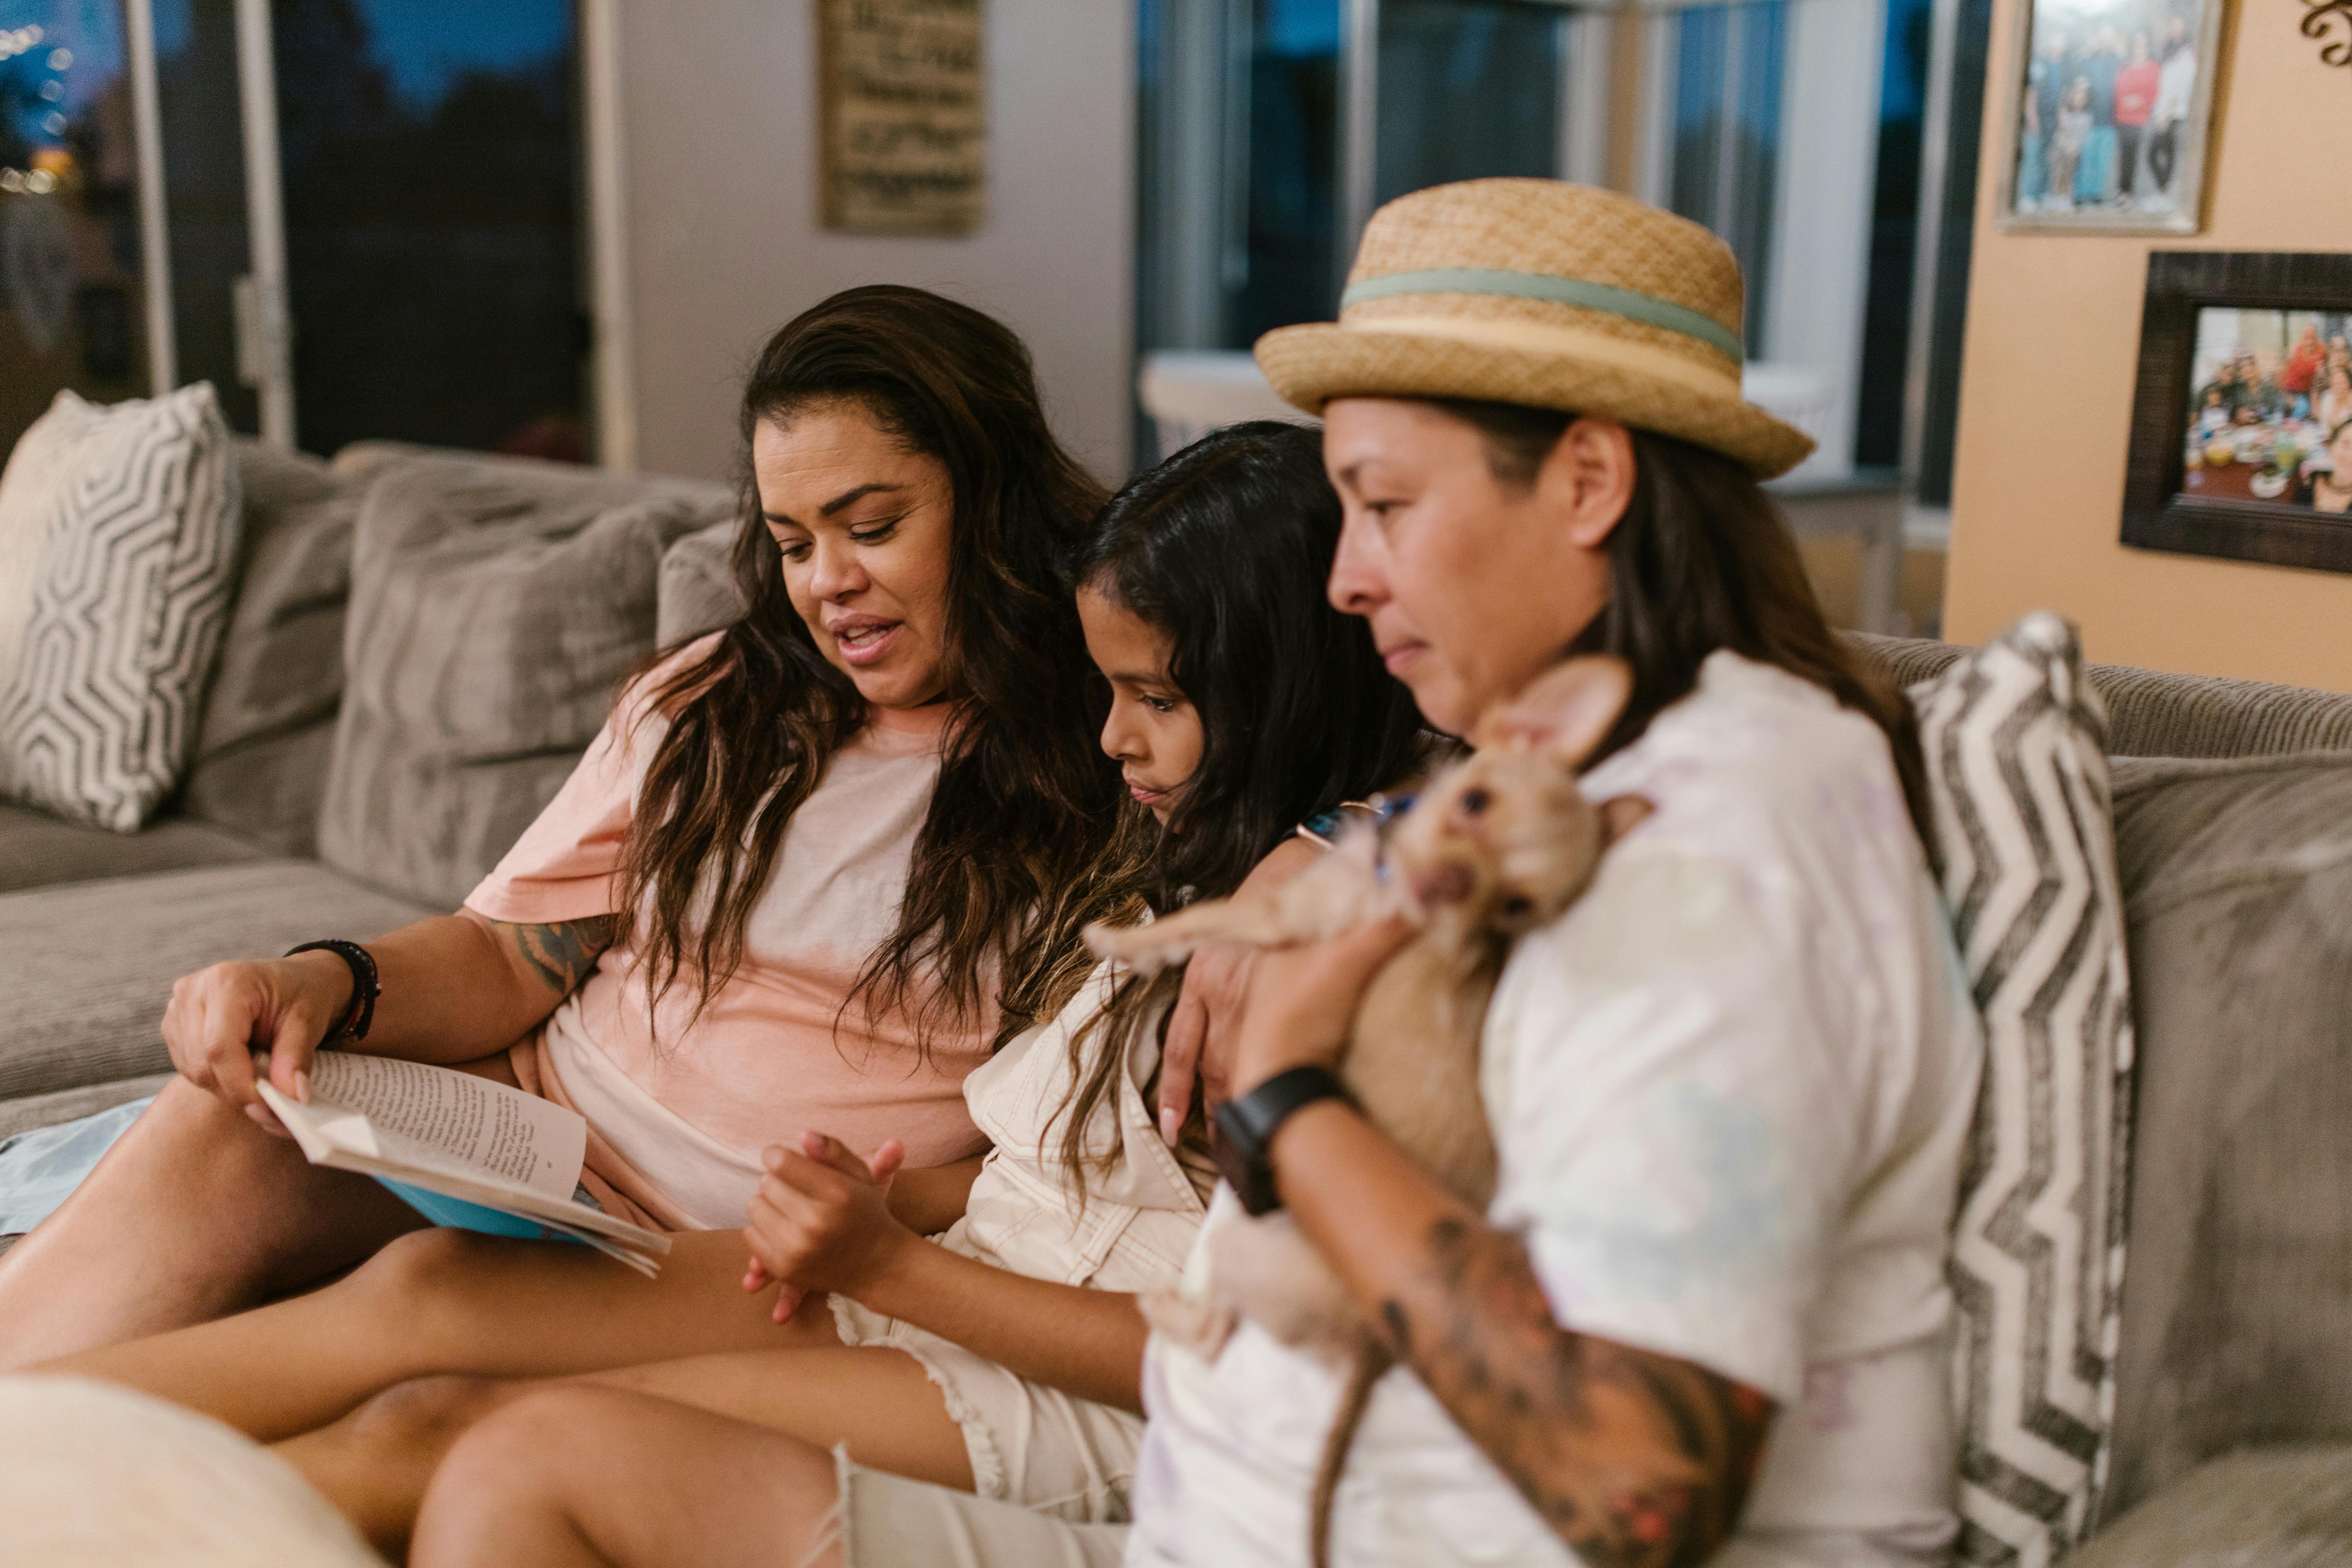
[1211,1099,1280,1215]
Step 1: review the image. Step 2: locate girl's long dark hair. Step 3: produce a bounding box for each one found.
[1427,397,1932,846]
[617,286,1134,1056]
[1055,422,1428,1192]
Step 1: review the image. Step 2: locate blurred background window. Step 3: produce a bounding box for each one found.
[1657,0,1785,354]
[153,0,585,460]
[2,0,588,464]
[1373,0,1563,207]
[1135,0,1988,503]
[0,0,152,456]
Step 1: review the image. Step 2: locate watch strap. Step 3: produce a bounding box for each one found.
[1214,1065,1354,1216]
[284,939,380,1044]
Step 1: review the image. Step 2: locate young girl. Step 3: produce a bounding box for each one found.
[257,420,1428,1550]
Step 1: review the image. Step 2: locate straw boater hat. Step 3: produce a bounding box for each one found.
[1255,179,1814,479]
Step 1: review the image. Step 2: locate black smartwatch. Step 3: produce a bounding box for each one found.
[1213,1066,1355,1216]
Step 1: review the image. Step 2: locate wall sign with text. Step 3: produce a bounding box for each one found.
[820,0,985,236]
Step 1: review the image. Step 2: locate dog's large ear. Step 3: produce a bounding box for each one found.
[1472,655,1634,765]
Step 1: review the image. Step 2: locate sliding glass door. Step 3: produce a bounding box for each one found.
[266,0,584,459]
[5,0,586,463]
[0,0,156,454]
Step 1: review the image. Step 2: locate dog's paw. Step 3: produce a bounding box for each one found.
[1083,920,1177,974]
[1140,1287,1236,1357]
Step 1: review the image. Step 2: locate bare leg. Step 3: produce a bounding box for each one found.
[33,1226,830,1439]
[281,1345,969,1559]
[0,1078,426,1367]
[410,1387,846,1568]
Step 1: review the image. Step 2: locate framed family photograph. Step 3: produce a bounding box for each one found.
[2122,251,2352,575]
[1997,0,2227,234]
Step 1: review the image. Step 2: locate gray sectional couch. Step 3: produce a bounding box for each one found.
[1,448,2347,1559]
[0,441,744,1141]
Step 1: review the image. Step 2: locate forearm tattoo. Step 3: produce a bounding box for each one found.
[1379,1218,1774,1568]
[496,916,620,999]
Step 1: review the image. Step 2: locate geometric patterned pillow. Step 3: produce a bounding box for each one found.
[0,385,242,833]
[1912,611,2138,1568]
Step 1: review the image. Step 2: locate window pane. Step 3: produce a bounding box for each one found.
[1235,0,1338,346]
[1375,0,1560,207]
[1729,0,1783,341]
[1854,0,1931,469]
[1671,6,1728,226]
[274,0,584,459]
[153,0,257,435]
[1668,0,1784,353]
[0,0,151,452]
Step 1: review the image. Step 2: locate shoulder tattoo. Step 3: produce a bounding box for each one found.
[495,915,621,998]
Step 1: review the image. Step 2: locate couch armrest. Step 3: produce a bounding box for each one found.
[2065,1447,2352,1567]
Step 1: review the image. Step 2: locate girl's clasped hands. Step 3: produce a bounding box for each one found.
[741,1131,913,1325]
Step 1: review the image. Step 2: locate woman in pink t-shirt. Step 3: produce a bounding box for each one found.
[1,290,1140,1419]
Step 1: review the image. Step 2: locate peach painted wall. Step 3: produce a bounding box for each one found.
[1943,0,2352,692]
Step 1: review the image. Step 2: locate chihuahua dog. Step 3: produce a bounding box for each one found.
[1084,654,1651,1568]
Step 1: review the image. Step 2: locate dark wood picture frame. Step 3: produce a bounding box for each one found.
[2121,251,2352,574]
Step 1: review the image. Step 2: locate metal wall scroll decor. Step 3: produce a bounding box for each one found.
[2305,1,2352,68]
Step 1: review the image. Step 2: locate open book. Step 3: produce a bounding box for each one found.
[255,1053,670,1277]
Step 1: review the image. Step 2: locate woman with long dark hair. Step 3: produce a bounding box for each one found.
[157,420,1424,1551]
[400,181,1980,1568]
[0,287,1139,1424]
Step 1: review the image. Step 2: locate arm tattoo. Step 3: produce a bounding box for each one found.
[495,916,620,999]
[1379,1218,1774,1568]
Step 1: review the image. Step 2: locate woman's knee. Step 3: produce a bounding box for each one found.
[438,1386,624,1496]
[411,1389,612,1562]
[339,1228,506,1332]
[132,1077,302,1178]
[341,1374,516,1452]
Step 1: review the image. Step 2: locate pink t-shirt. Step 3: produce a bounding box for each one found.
[467,636,994,1231]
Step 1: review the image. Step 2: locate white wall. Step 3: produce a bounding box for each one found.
[610,0,1137,486]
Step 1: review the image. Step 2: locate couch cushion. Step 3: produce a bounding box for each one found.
[0,861,433,1103]
[657,519,744,645]
[2065,1445,2352,1568]
[1851,634,2352,761]
[0,385,243,832]
[316,455,732,909]
[1914,613,2135,1563]
[178,441,366,856]
[2100,751,2352,1517]
[0,802,263,894]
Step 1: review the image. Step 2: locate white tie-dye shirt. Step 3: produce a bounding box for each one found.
[1129,651,1984,1568]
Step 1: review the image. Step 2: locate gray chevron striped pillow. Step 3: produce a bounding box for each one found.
[0,385,243,833]
[1915,612,2136,1568]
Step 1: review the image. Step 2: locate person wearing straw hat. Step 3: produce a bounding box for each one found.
[388,180,1980,1568]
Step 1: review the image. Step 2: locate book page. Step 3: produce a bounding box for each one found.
[257,1080,667,1261]
[304,1053,585,1202]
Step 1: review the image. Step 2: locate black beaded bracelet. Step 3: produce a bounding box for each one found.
[284,939,381,1043]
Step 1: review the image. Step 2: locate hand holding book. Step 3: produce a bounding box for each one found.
[254,1053,670,1276]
